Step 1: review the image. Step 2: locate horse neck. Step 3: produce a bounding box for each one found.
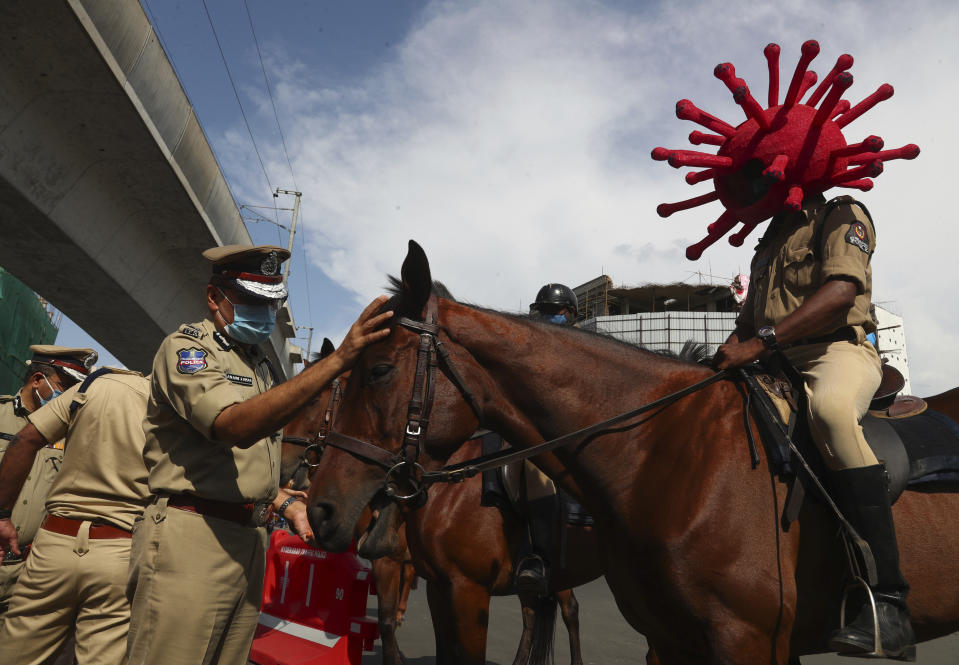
[441,300,706,448]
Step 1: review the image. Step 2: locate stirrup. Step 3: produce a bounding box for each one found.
[837,577,916,661]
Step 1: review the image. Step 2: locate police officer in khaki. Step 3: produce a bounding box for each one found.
[0,345,96,625]
[126,245,392,665]
[0,366,149,664]
[715,194,914,653]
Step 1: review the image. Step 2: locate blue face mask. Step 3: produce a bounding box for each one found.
[36,376,62,406]
[219,289,279,345]
[545,314,569,326]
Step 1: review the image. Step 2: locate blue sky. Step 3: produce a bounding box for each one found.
[55,0,959,394]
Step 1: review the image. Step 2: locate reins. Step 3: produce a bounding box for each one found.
[323,294,733,502]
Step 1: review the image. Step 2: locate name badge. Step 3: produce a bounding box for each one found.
[226,372,254,386]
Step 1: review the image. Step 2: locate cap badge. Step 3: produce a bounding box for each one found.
[260,251,279,276]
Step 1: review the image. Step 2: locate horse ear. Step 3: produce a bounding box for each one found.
[400,240,432,319]
[319,338,335,359]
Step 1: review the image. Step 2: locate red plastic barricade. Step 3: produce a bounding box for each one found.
[250,530,379,665]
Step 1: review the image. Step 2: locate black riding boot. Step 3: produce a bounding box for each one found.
[515,495,558,596]
[828,464,916,660]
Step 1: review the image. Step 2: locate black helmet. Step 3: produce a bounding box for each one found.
[530,283,577,317]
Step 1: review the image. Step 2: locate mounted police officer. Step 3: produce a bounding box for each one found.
[0,345,95,626]
[715,193,914,656]
[515,283,578,595]
[125,244,391,665]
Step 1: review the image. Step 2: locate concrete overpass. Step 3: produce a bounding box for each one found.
[0,0,299,377]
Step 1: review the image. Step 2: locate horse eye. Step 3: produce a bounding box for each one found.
[369,364,393,382]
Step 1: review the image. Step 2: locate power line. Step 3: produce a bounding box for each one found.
[200,0,276,217]
[244,0,297,191]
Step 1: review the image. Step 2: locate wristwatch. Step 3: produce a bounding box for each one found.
[757,326,779,351]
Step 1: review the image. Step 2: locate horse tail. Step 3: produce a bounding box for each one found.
[527,593,557,665]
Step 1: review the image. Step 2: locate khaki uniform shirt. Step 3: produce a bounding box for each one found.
[0,395,62,548]
[143,319,281,504]
[27,370,151,532]
[736,196,877,342]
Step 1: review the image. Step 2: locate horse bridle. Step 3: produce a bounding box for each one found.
[282,376,344,476]
[324,296,484,502]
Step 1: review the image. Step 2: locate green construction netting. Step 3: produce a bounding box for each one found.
[0,267,57,395]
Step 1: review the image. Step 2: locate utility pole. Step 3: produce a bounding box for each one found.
[274,188,301,283]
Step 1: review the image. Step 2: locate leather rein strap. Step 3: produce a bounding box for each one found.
[323,295,731,500]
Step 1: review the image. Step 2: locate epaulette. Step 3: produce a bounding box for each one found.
[212,331,234,352]
[178,324,206,341]
[68,367,141,415]
[813,197,875,261]
[0,395,14,404]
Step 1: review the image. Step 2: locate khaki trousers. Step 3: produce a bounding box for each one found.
[0,523,131,665]
[0,559,25,625]
[784,340,882,471]
[125,498,267,665]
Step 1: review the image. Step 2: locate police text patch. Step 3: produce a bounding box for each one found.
[176,348,208,374]
[845,222,870,254]
[225,372,254,386]
[180,325,203,340]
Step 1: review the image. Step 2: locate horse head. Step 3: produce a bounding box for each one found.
[281,337,345,491]
[308,241,486,558]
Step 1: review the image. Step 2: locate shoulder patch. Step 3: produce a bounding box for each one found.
[176,348,208,375]
[845,221,870,254]
[179,325,205,340]
[225,372,254,386]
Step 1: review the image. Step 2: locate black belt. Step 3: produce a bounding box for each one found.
[788,326,857,348]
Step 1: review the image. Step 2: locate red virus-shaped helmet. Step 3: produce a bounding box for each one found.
[651,40,920,260]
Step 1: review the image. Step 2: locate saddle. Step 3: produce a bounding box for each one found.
[744,361,959,522]
[478,432,594,527]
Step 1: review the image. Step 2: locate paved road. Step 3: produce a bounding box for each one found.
[362,578,959,664]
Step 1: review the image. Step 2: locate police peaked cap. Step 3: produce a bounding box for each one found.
[28,345,98,384]
[203,244,290,300]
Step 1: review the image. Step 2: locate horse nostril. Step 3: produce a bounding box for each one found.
[308,503,332,532]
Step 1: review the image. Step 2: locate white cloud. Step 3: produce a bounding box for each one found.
[247,0,959,394]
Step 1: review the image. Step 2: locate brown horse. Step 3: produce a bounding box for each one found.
[306,240,959,664]
[286,342,597,665]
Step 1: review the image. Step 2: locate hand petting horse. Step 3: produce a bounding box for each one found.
[307,240,959,664]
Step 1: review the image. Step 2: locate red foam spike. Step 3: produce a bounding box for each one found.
[797,70,818,102]
[763,154,789,182]
[782,40,820,109]
[714,63,769,130]
[666,150,734,169]
[675,99,735,137]
[837,179,874,192]
[812,71,854,126]
[729,222,760,247]
[835,83,894,128]
[831,99,851,119]
[848,144,919,164]
[657,191,720,218]
[784,185,805,211]
[764,43,780,107]
[685,169,714,185]
[651,147,671,161]
[686,210,739,260]
[689,131,725,146]
[831,159,883,185]
[831,135,883,158]
[807,53,854,107]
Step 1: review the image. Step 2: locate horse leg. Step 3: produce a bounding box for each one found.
[509,593,536,665]
[425,581,458,665]
[447,576,493,665]
[372,556,407,665]
[395,560,417,626]
[556,588,583,665]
